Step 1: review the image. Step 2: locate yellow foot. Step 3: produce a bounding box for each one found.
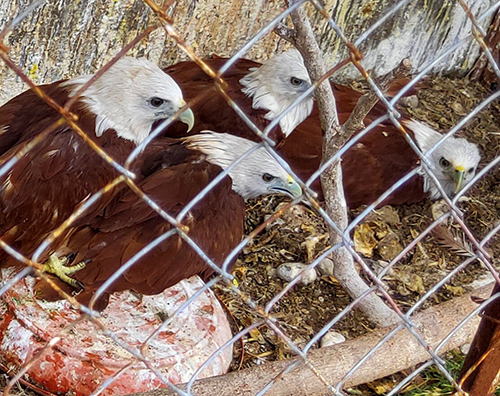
[43,253,86,290]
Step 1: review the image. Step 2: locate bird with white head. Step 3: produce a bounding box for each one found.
[64,57,195,144]
[162,50,481,206]
[240,49,314,136]
[0,56,194,286]
[186,131,302,200]
[402,119,481,199]
[34,131,302,308]
[242,51,481,205]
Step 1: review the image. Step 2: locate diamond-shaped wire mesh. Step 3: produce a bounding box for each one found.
[0,0,499,395]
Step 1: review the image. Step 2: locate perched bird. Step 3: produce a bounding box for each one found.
[36,132,302,309]
[161,50,314,145]
[280,113,481,207]
[163,50,481,207]
[0,57,195,284]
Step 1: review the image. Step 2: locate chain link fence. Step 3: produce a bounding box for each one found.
[0,0,499,395]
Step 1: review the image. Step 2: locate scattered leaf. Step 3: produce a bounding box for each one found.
[354,223,377,257]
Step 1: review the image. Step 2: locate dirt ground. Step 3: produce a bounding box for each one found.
[214,75,500,372]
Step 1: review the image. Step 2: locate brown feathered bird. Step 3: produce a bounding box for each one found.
[0,57,195,285]
[36,132,302,309]
[161,50,313,145]
[163,50,481,208]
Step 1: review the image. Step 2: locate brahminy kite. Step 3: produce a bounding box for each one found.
[35,131,302,309]
[0,57,194,285]
[162,50,481,207]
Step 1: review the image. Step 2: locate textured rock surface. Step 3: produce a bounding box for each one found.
[276,262,318,285]
[0,0,495,103]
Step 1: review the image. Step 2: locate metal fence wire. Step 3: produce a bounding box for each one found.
[0,0,499,395]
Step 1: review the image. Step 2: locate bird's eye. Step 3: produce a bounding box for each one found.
[149,97,165,107]
[262,173,275,182]
[439,157,450,168]
[290,77,303,86]
[468,168,475,174]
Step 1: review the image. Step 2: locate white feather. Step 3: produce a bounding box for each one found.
[403,119,481,199]
[62,57,186,144]
[240,49,314,136]
[185,131,297,200]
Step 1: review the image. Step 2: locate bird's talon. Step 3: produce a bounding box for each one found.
[73,279,85,291]
[66,252,78,264]
[43,253,87,289]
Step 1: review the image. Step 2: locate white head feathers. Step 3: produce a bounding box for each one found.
[185,131,302,200]
[240,49,314,136]
[403,119,481,199]
[63,57,193,144]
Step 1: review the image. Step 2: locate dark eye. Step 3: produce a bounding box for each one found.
[290,77,303,86]
[149,97,164,107]
[468,168,475,174]
[262,173,275,182]
[439,157,450,168]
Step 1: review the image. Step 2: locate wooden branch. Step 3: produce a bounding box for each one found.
[287,1,338,134]
[274,22,296,45]
[285,1,399,327]
[466,332,500,396]
[342,58,413,146]
[468,9,500,88]
[458,282,500,395]
[131,283,495,396]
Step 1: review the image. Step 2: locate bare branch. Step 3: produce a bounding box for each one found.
[286,1,400,327]
[343,58,413,144]
[288,1,338,133]
[274,22,297,44]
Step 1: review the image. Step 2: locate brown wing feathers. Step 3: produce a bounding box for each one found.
[164,56,423,207]
[37,145,245,309]
[280,99,425,207]
[0,71,248,310]
[0,88,134,268]
[162,57,286,145]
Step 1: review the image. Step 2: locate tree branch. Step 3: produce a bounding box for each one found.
[131,283,494,396]
[287,1,400,327]
[273,22,297,45]
[342,58,413,146]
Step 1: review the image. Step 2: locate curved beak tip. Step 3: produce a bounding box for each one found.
[289,182,303,199]
[285,175,303,198]
[269,176,302,199]
[179,107,195,133]
[453,168,465,194]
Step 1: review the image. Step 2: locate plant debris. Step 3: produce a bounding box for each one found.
[214,74,500,372]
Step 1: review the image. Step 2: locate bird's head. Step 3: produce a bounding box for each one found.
[404,119,481,199]
[64,57,195,144]
[240,49,313,136]
[185,131,303,200]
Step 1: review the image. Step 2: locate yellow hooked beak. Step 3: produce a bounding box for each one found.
[269,174,303,198]
[453,165,465,194]
[178,100,195,132]
[286,174,303,198]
